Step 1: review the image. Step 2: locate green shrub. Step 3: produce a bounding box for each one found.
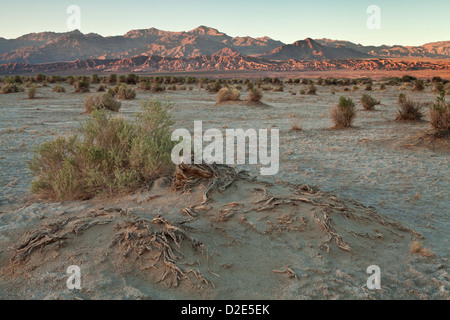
[97,84,107,92]
[84,93,122,113]
[52,84,66,93]
[139,81,151,91]
[429,92,450,132]
[29,100,175,201]
[247,88,263,102]
[396,97,424,121]
[412,80,424,92]
[74,79,90,93]
[91,74,100,84]
[361,94,380,110]
[28,85,37,99]
[152,82,165,93]
[108,74,118,84]
[331,96,356,127]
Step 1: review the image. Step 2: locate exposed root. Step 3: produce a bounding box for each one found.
[11,210,115,264]
[173,162,249,205]
[111,215,209,287]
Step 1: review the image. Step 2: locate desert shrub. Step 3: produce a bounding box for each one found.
[398,93,406,104]
[429,92,450,132]
[115,84,136,100]
[152,82,165,93]
[396,97,424,121]
[108,74,118,84]
[246,82,254,91]
[28,100,175,201]
[35,74,46,83]
[361,94,380,110]
[126,74,139,85]
[380,84,387,90]
[273,85,284,92]
[178,85,187,91]
[97,84,107,92]
[402,75,416,83]
[432,81,444,93]
[52,84,66,93]
[207,81,222,93]
[74,79,90,93]
[331,96,356,128]
[300,89,306,95]
[66,76,75,85]
[84,93,122,113]
[307,81,317,95]
[28,85,37,99]
[410,240,434,257]
[139,81,151,91]
[412,80,424,92]
[352,85,359,92]
[91,74,100,84]
[1,83,24,94]
[365,83,372,91]
[216,87,241,103]
[247,88,263,102]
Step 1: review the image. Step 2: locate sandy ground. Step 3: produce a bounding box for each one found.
[0,82,448,300]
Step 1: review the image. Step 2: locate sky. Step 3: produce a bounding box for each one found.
[0,0,449,46]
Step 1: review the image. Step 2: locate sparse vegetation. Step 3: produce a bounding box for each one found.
[361,94,380,111]
[217,87,241,103]
[115,84,136,100]
[429,91,450,133]
[74,79,90,93]
[84,93,122,113]
[29,100,175,201]
[1,83,24,94]
[412,79,424,92]
[410,240,434,258]
[52,84,66,93]
[306,81,317,95]
[396,96,424,121]
[247,88,263,102]
[331,96,356,128]
[28,85,37,99]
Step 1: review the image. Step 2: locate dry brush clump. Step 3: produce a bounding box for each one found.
[52,84,66,93]
[412,80,424,92]
[429,92,450,133]
[216,87,241,103]
[29,100,176,201]
[410,240,435,258]
[27,85,37,99]
[395,96,424,121]
[331,96,356,128]
[1,83,24,94]
[84,93,122,113]
[74,78,90,93]
[114,84,136,100]
[361,94,380,110]
[247,88,263,102]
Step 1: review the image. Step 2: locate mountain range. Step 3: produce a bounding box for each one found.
[0,26,449,74]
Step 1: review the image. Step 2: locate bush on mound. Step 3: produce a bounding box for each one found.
[1,83,24,94]
[331,96,356,128]
[84,93,122,113]
[429,92,450,132]
[217,87,241,103]
[115,84,136,100]
[52,84,66,93]
[396,96,424,121]
[29,100,175,201]
[28,85,37,99]
[361,94,380,110]
[74,79,90,93]
[247,88,263,102]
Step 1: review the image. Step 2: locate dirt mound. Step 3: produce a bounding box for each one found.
[0,164,447,300]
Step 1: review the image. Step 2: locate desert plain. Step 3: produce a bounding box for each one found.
[0,75,448,300]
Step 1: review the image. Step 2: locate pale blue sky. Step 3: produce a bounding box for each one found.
[0,0,449,46]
